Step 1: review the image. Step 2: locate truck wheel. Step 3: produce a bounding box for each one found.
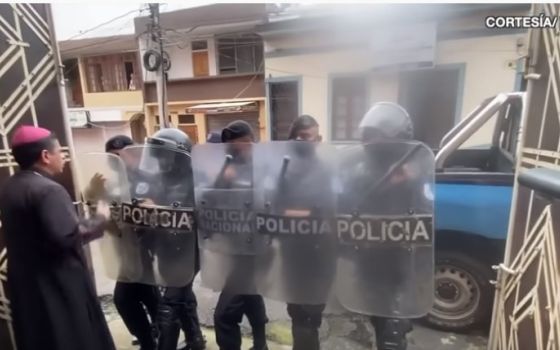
[424,251,494,331]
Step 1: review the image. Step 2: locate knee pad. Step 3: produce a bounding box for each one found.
[156,304,176,327]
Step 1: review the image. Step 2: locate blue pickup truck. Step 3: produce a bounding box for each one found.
[425,93,524,331]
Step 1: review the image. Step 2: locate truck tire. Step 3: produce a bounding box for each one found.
[424,251,494,331]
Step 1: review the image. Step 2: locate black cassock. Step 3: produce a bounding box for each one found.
[0,169,115,350]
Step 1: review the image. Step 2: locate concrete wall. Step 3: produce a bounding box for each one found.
[264,33,524,146]
[82,91,143,110]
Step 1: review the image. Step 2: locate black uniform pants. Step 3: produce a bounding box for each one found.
[114,281,159,350]
[157,282,204,350]
[214,292,268,350]
[287,303,325,350]
[370,317,412,350]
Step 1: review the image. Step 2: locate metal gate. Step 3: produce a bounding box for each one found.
[489,4,560,349]
[0,4,78,349]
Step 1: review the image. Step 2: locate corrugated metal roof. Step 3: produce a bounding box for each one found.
[58,34,137,58]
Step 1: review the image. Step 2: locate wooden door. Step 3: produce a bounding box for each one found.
[192,51,209,77]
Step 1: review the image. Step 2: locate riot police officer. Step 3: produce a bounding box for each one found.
[212,120,269,350]
[283,115,329,350]
[109,136,161,350]
[85,135,161,350]
[345,102,431,350]
[144,128,206,350]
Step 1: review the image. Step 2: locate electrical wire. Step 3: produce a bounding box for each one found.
[66,6,147,41]
[62,28,148,55]
[233,61,265,99]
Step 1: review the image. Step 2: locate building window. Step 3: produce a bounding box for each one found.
[217,34,264,75]
[154,115,161,131]
[268,80,299,140]
[192,40,208,51]
[84,52,140,93]
[63,58,84,107]
[178,114,195,124]
[331,75,367,141]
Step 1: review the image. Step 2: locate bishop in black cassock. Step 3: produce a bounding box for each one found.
[0,125,115,350]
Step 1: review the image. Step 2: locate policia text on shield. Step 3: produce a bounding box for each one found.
[64,102,434,350]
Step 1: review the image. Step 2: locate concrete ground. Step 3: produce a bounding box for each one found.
[108,318,291,350]
[104,276,488,350]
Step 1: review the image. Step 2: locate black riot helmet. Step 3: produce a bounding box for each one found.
[147,127,193,153]
[143,128,192,175]
[359,102,413,143]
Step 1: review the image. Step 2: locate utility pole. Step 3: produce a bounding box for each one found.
[148,3,169,128]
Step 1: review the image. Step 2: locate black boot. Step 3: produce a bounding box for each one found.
[156,304,181,350]
[249,346,269,350]
[287,304,324,350]
[371,318,411,350]
[292,326,320,350]
[179,303,206,350]
[251,322,268,350]
[178,337,206,350]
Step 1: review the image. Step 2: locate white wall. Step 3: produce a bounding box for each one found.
[438,35,521,146]
[265,48,373,137]
[265,33,524,145]
[139,34,217,82]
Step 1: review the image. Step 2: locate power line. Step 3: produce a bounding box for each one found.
[66,6,147,41]
[232,61,265,99]
[62,28,148,55]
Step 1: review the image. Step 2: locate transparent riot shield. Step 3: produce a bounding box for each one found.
[76,152,142,283]
[253,141,338,305]
[335,141,435,318]
[117,145,197,287]
[192,143,264,293]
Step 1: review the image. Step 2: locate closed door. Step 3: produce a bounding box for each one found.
[398,67,460,148]
[269,80,299,140]
[192,51,209,77]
